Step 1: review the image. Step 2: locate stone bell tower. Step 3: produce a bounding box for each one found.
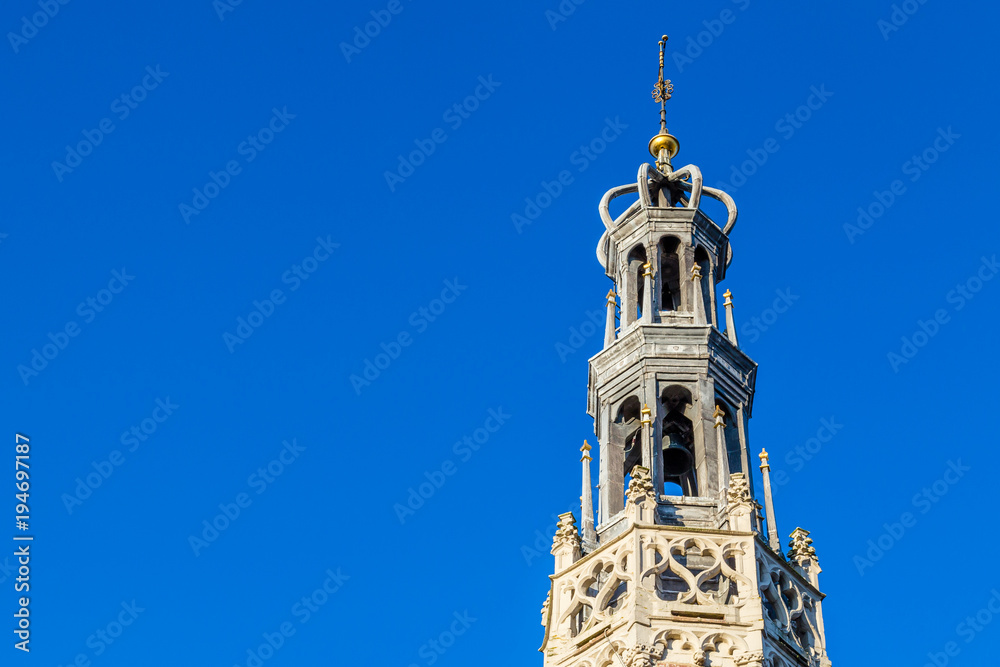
[539,36,833,667]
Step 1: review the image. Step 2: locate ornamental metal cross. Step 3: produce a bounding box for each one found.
[651,35,673,132]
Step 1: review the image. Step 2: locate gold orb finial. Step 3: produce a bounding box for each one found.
[648,132,679,160]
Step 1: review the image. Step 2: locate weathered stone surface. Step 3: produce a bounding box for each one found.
[541,159,832,667]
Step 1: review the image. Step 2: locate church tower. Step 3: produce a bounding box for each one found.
[539,37,833,667]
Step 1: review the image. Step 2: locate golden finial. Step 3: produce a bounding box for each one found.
[651,35,673,109]
[723,289,733,306]
[640,404,652,426]
[691,263,702,281]
[759,448,771,470]
[606,288,616,304]
[648,35,679,171]
[642,261,653,278]
[713,404,726,428]
[580,440,592,462]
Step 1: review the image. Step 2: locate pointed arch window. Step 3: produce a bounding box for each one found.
[659,236,681,312]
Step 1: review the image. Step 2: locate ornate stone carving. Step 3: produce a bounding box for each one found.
[627,465,656,505]
[624,643,661,667]
[541,591,550,627]
[787,528,817,565]
[757,555,821,656]
[554,542,632,638]
[552,513,581,553]
[727,472,753,508]
[642,534,749,607]
[736,650,764,666]
[726,472,756,532]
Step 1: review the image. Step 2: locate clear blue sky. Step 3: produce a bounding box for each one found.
[3,0,999,664]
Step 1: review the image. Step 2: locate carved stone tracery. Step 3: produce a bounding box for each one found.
[555,541,633,638]
[642,533,749,608]
[757,555,821,657]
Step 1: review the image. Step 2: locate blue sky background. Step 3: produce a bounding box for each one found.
[3,0,999,664]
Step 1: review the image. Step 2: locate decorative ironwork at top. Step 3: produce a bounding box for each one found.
[647,35,680,171]
[651,35,674,122]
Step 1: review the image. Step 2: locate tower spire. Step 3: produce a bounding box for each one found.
[759,448,782,553]
[649,35,679,172]
[540,35,833,667]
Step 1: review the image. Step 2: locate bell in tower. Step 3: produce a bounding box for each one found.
[661,384,695,491]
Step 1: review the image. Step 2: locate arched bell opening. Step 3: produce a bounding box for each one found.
[658,236,682,312]
[626,245,648,323]
[660,385,696,496]
[715,398,744,476]
[613,396,643,481]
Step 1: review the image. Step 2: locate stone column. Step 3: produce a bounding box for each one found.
[642,262,654,323]
[604,289,617,348]
[713,404,729,491]
[598,403,619,524]
[723,289,738,345]
[580,441,596,545]
[759,449,781,553]
[691,264,707,325]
